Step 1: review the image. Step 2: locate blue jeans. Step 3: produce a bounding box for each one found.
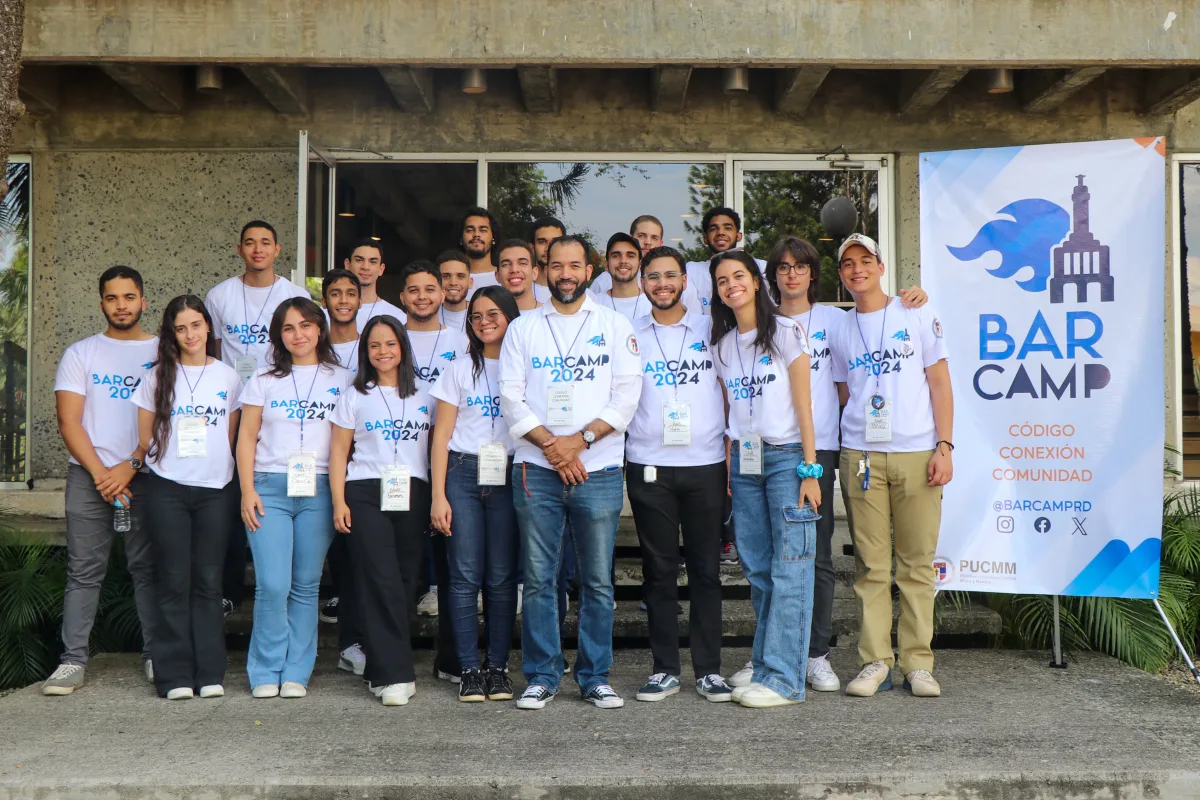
[514,462,623,695]
[246,472,335,689]
[730,443,817,702]
[446,452,519,670]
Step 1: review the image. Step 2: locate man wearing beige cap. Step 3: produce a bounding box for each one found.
[830,233,954,699]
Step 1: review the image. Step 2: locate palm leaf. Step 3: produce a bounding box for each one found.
[1076,596,1176,672]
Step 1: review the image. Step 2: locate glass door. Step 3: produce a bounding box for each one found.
[734,158,894,303]
[0,157,29,483]
[296,130,336,294]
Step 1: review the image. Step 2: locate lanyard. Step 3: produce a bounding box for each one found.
[181,359,210,410]
[650,320,689,402]
[544,311,592,371]
[854,298,890,400]
[610,293,642,319]
[241,276,279,344]
[289,366,321,450]
[481,360,499,440]
[732,334,758,428]
[376,386,406,465]
[416,327,443,384]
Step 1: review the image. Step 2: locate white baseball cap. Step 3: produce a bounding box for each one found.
[837,233,882,262]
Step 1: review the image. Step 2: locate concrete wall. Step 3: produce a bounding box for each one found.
[29,151,296,478]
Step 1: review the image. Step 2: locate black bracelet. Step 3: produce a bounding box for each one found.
[937,440,955,451]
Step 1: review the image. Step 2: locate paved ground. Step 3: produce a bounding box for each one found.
[3,648,1200,800]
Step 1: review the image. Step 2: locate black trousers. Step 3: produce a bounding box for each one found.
[626,460,726,678]
[810,449,839,658]
[221,466,248,606]
[345,477,431,686]
[431,531,461,677]
[143,471,236,695]
[326,533,362,650]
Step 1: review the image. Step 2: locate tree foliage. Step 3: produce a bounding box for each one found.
[0,0,26,200]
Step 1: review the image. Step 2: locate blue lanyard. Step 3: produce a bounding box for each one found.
[416,327,443,384]
[610,293,642,319]
[544,311,592,372]
[376,386,406,465]
[650,319,689,402]
[242,276,279,346]
[731,334,758,428]
[855,298,889,400]
[181,359,210,409]
[289,366,320,450]
[481,360,499,440]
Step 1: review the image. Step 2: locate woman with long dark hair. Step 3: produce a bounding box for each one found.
[708,250,822,709]
[329,315,431,707]
[429,286,521,702]
[133,295,243,700]
[237,297,351,699]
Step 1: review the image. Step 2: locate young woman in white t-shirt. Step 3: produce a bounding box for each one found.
[429,286,521,703]
[134,295,243,701]
[329,315,432,707]
[709,249,821,709]
[237,297,351,699]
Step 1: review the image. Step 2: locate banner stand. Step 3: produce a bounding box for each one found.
[1048,597,1067,669]
[1154,598,1200,688]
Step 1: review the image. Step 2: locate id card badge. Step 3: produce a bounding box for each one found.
[662,402,692,446]
[477,442,508,486]
[286,452,317,497]
[739,433,763,475]
[235,356,258,382]
[643,465,657,484]
[380,464,411,511]
[177,416,208,458]
[546,384,575,426]
[864,397,893,443]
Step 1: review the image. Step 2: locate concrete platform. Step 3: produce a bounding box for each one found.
[3,648,1199,799]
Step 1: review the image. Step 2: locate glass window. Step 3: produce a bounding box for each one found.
[0,160,29,482]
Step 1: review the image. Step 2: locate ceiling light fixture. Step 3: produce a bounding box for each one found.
[723,66,750,94]
[987,68,1014,94]
[462,68,488,94]
[196,65,223,93]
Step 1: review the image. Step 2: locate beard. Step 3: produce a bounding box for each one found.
[464,240,490,259]
[549,278,583,304]
[611,269,638,286]
[648,289,681,311]
[104,307,143,331]
[444,290,467,305]
[409,306,438,324]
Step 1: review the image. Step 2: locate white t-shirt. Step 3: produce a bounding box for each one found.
[790,304,848,452]
[600,292,650,324]
[356,297,407,327]
[476,270,551,304]
[330,383,434,483]
[499,296,643,472]
[407,326,470,392]
[239,363,353,474]
[430,356,513,455]
[53,334,159,469]
[206,275,310,377]
[831,298,949,453]
[439,307,469,333]
[131,360,243,489]
[332,339,361,374]
[625,308,725,467]
[715,316,811,446]
[588,270,634,298]
[685,257,767,316]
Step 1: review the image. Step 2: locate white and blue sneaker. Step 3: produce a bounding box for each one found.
[583,683,624,709]
[696,674,734,703]
[635,673,680,702]
[516,684,556,710]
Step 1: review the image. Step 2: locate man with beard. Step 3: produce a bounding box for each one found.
[684,208,766,315]
[497,239,547,312]
[529,216,566,289]
[344,239,406,326]
[436,250,472,331]
[323,268,363,372]
[623,246,731,703]
[44,266,160,696]
[596,233,646,322]
[459,207,501,286]
[500,235,642,711]
[590,215,664,298]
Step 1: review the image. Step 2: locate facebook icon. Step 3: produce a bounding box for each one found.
[1034,517,1052,533]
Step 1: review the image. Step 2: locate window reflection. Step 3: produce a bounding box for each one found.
[0,161,29,482]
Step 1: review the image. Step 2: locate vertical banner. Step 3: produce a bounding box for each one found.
[921,138,1165,598]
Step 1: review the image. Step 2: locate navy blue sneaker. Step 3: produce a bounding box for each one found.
[696,674,734,702]
[635,673,680,702]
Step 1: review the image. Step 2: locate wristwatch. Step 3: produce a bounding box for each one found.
[128,456,144,470]
[580,429,596,449]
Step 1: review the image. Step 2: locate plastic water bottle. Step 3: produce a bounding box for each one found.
[113,497,131,532]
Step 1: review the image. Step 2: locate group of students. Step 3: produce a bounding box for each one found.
[43,204,954,710]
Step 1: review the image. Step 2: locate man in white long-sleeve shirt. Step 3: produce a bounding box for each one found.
[499,235,643,711]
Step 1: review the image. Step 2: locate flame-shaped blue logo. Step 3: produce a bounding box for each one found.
[810,331,826,341]
[440,351,457,361]
[327,387,340,396]
[891,329,910,342]
[758,355,772,366]
[689,341,708,352]
[947,199,1070,293]
[588,334,606,347]
[217,391,227,399]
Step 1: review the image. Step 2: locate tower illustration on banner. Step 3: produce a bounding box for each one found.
[1049,175,1115,304]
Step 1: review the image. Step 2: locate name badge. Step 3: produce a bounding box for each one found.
[235,356,257,382]
[864,397,893,443]
[177,416,208,458]
[739,433,763,476]
[287,452,317,497]
[643,465,657,484]
[477,442,508,486]
[546,384,575,427]
[662,402,691,446]
[380,464,411,511]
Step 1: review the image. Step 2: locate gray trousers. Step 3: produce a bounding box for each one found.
[809,449,839,659]
[61,463,157,665]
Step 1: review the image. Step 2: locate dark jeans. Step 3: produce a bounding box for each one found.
[143,472,236,694]
[810,449,838,659]
[445,452,519,670]
[627,461,725,678]
[222,466,248,606]
[345,477,431,686]
[326,533,362,650]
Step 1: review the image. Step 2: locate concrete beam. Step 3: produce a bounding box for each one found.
[240,66,308,114]
[650,66,691,112]
[897,68,969,117]
[1144,69,1200,116]
[1020,68,1107,113]
[775,67,831,115]
[517,66,558,114]
[378,66,435,114]
[17,65,60,114]
[23,0,1200,67]
[98,63,183,112]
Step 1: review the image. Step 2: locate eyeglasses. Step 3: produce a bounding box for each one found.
[776,262,812,276]
[644,271,684,283]
[468,309,506,325]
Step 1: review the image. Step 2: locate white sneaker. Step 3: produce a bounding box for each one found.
[806,654,841,692]
[252,684,280,698]
[279,682,307,699]
[729,660,754,688]
[144,659,154,683]
[42,663,85,696]
[516,583,523,615]
[738,684,800,708]
[477,591,484,614]
[199,685,224,698]
[338,643,367,676]
[373,683,413,706]
[166,687,193,701]
[417,588,439,616]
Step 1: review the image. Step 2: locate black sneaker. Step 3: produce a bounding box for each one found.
[485,666,514,701]
[319,597,339,624]
[516,684,555,709]
[458,668,486,702]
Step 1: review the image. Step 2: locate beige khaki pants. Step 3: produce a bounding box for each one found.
[839,449,941,673]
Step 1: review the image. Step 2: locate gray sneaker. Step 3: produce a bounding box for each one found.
[43,664,85,696]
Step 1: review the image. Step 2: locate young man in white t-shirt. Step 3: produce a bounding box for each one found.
[323,268,362,372]
[343,239,407,327]
[830,233,954,700]
[589,215,664,298]
[497,240,544,312]
[597,233,649,323]
[460,206,500,286]
[436,250,472,331]
[684,207,767,315]
[44,266,159,696]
